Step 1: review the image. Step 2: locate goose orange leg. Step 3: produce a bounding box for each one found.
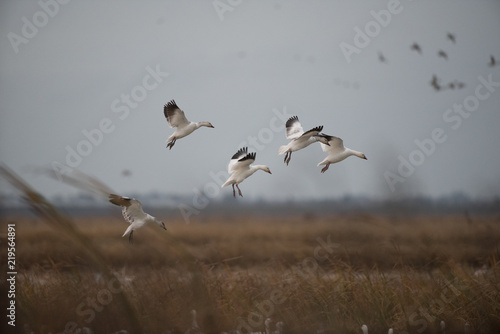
[321,162,330,173]
[236,184,243,197]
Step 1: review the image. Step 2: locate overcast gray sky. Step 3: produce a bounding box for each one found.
[1,0,500,202]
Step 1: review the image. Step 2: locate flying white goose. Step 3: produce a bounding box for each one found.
[317,134,367,173]
[278,116,330,165]
[221,147,272,197]
[164,100,214,149]
[109,194,166,242]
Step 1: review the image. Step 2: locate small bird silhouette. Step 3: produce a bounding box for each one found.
[430,75,441,91]
[438,50,448,60]
[447,32,456,44]
[489,55,497,67]
[448,80,466,90]
[410,42,422,55]
[378,52,388,63]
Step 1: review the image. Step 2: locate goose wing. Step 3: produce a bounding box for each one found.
[109,194,145,224]
[300,125,323,138]
[227,148,255,174]
[321,135,345,153]
[285,116,304,140]
[164,100,190,128]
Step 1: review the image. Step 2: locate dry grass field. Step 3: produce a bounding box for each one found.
[1,212,500,334]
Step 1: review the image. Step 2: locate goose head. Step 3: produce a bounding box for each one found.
[201,121,214,128]
[156,219,167,230]
[262,166,272,174]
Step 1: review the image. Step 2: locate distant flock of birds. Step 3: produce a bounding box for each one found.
[376,32,499,92]
[104,99,367,242]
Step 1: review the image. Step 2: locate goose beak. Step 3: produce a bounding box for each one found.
[161,222,167,230]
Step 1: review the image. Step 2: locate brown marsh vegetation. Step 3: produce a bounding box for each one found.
[2,213,500,334]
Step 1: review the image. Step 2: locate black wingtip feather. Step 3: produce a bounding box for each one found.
[231,147,248,160]
[310,125,323,133]
[302,125,323,136]
[239,152,256,162]
[164,99,179,117]
[286,116,299,128]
